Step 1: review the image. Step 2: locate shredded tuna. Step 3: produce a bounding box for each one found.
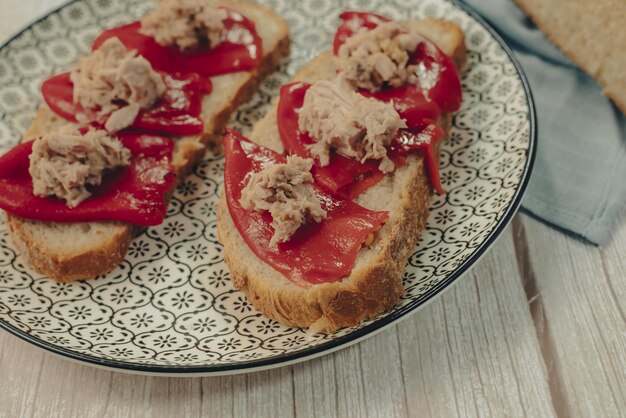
[70,37,166,132]
[29,127,131,208]
[298,76,406,173]
[239,156,327,246]
[337,22,424,92]
[140,0,228,51]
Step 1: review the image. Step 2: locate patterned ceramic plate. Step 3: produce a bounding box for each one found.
[0,0,535,375]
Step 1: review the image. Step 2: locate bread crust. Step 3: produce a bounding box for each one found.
[7,1,290,281]
[217,157,431,331]
[217,19,466,331]
[7,217,134,282]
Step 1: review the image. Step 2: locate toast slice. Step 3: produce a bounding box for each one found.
[6,0,290,281]
[217,19,466,332]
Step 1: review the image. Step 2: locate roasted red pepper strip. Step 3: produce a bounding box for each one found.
[360,83,441,130]
[41,72,211,136]
[223,129,388,286]
[92,8,262,77]
[333,11,391,54]
[389,125,446,195]
[0,132,175,226]
[408,40,462,113]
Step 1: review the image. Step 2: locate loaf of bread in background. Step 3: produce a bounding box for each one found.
[514,0,626,115]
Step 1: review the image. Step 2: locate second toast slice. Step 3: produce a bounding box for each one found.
[218,19,466,332]
[8,0,290,281]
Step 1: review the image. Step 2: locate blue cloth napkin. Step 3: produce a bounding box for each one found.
[459,0,626,245]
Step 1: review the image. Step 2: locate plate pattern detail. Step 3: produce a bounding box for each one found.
[0,0,532,369]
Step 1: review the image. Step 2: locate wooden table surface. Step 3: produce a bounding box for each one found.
[1,2,625,417]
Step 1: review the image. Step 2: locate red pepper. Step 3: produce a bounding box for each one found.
[41,72,211,136]
[92,8,262,77]
[223,129,388,286]
[333,11,391,54]
[0,132,175,226]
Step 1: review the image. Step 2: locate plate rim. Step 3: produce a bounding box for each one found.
[0,0,537,375]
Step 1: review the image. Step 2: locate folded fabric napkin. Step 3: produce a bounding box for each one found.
[459,0,626,245]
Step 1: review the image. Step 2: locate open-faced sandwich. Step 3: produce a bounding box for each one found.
[218,11,467,332]
[0,0,289,281]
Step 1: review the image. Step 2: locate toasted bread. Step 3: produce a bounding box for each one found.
[217,19,466,332]
[7,0,290,281]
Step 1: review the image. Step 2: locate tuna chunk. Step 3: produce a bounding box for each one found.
[337,22,425,92]
[140,0,228,51]
[70,37,165,132]
[298,76,406,173]
[29,128,131,208]
[240,156,327,246]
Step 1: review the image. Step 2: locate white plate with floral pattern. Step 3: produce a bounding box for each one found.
[0,0,535,375]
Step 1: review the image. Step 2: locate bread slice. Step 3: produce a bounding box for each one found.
[6,0,290,282]
[217,19,466,332]
[514,0,626,115]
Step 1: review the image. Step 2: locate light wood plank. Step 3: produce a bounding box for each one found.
[396,225,556,418]
[0,228,558,418]
[292,352,338,418]
[28,357,113,418]
[359,331,408,418]
[200,375,236,417]
[0,337,46,418]
[238,368,295,418]
[332,341,369,418]
[521,214,626,417]
[599,213,626,328]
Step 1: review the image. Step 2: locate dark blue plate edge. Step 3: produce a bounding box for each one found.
[0,0,538,375]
